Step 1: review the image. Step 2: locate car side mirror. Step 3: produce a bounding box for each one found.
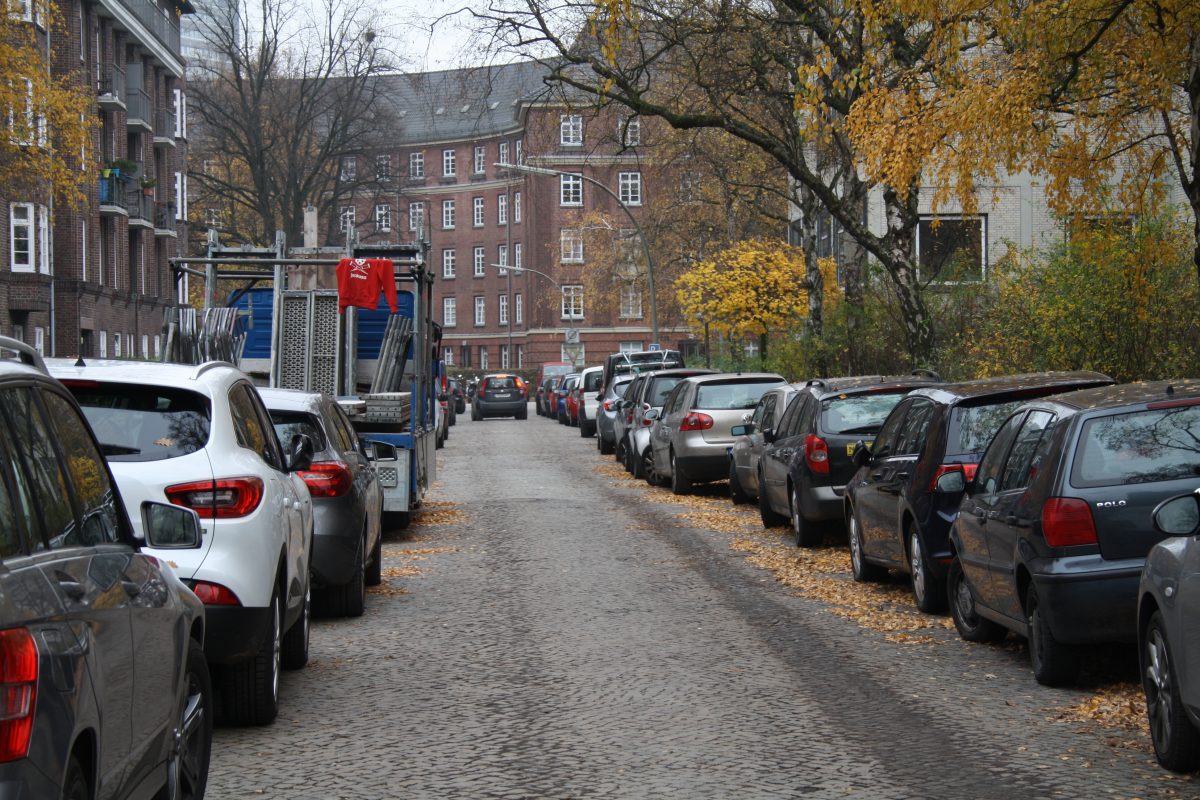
[359,438,377,460]
[731,423,755,437]
[645,408,661,421]
[1153,494,1200,536]
[286,433,315,473]
[762,428,776,444]
[851,440,872,467]
[934,470,966,494]
[438,392,449,402]
[142,501,203,549]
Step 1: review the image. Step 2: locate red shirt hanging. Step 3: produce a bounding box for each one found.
[335,258,399,314]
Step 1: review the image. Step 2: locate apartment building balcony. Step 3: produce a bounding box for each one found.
[127,192,154,229]
[99,177,129,216]
[126,89,153,132]
[97,66,126,111]
[154,110,176,147]
[97,0,182,64]
[154,202,178,237]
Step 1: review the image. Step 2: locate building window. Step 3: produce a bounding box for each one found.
[442,148,456,177]
[473,247,485,277]
[513,191,521,223]
[618,172,642,205]
[916,215,987,282]
[515,293,523,324]
[619,341,643,353]
[500,344,510,369]
[460,344,471,367]
[561,285,583,319]
[9,203,33,272]
[375,204,391,232]
[34,327,44,355]
[409,202,424,232]
[480,347,489,370]
[339,205,356,233]
[560,173,582,206]
[619,285,643,319]
[442,248,456,278]
[473,145,485,174]
[497,244,508,274]
[99,331,107,358]
[140,334,148,358]
[409,152,424,178]
[442,199,455,229]
[517,344,524,368]
[499,295,509,325]
[376,154,391,181]
[443,346,454,366]
[621,116,641,146]
[560,114,583,146]
[560,229,583,263]
[515,140,522,164]
[114,333,122,358]
[514,242,522,269]
[473,197,484,227]
[340,157,356,182]
[474,296,485,326]
[497,194,507,225]
[443,297,457,326]
[153,335,161,358]
[499,141,509,165]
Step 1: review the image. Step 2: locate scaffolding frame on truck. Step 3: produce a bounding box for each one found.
[169,230,438,523]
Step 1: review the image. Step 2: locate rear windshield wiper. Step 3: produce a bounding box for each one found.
[833,425,880,435]
[99,443,141,455]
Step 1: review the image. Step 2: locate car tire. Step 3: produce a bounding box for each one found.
[1143,611,1200,772]
[758,473,786,528]
[220,591,280,726]
[365,529,383,587]
[848,507,886,582]
[280,581,310,670]
[517,408,528,420]
[644,450,664,486]
[580,420,590,437]
[630,446,646,479]
[729,460,750,505]
[670,451,693,495]
[791,486,822,547]
[471,405,481,421]
[614,437,627,465]
[1026,583,1079,686]
[599,433,614,455]
[383,510,410,531]
[948,557,1006,643]
[908,527,947,613]
[325,535,366,618]
[161,640,213,800]
[61,755,89,800]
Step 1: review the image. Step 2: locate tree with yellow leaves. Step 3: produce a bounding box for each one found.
[0,0,94,204]
[675,238,808,361]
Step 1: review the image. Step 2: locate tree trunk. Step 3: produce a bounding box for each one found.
[882,186,935,366]
[795,183,826,374]
[840,175,869,373]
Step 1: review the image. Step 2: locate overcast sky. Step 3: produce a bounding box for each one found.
[384,0,498,72]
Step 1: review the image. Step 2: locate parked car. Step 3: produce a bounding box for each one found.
[941,380,1198,687]
[536,361,574,397]
[0,336,214,799]
[612,374,650,464]
[536,377,557,417]
[49,356,316,726]
[647,373,787,494]
[564,371,589,427]
[259,388,385,618]
[1140,487,1200,772]
[556,373,580,424]
[846,371,1113,615]
[759,373,943,546]
[729,384,803,504]
[597,375,635,455]
[623,368,718,481]
[473,373,529,420]
[600,349,685,394]
[447,377,467,414]
[574,366,604,436]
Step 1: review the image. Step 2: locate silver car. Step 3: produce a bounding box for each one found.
[648,373,787,495]
[729,384,802,503]
[259,388,384,618]
[624,368,717,481]
[597,375,634,455]
[612,374,650,464]
[1139,489,1200,773]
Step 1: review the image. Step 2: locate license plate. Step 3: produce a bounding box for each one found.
[847,441,872,456]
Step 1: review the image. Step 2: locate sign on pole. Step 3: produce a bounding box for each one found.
[647,342,661,352]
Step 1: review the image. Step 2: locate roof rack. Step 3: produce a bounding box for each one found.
[0,335,46,375]
[911,368,943,381]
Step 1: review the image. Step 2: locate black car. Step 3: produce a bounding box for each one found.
[0,337,212,799]
[447,378,467,414]
[758,373,942,546]
[472,373,529,420]
[845,371,1113,613]
[949,380,1200,686]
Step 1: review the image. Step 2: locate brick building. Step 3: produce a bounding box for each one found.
[0,0,192,360]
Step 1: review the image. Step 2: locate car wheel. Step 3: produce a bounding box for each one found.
[579,420,590,437]
[280,580,310,670]
[61,755,89,800]
[729,460,750,505]
[848,507,886,582]
[517,408,528,420]
[324,535,366,618]
[670,452,692,495]
[630,445,647,479]
[365,529,383,587]
[1026,583,1079,686]
[220,591,280,726]
[162,640,213,800]
[948,557,1006,643]
[758,473,786,528]
[909,528,946,613]
[615,437,627,465]
[644,450,663,486]
[599,433,614,455]
[1144,611,1200,772]
[791,486,822,547]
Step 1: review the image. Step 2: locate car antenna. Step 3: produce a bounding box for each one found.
[74,355,85,367]
[1166,384,1175,396]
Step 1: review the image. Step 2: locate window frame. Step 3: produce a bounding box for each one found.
[441,199,455,230]
[442,248,456,279]
[560,114,583,146]
[560,228,583,263]
[442,296,457,327]
[915,214,988,284]
[409,151,424,178]
[560,173,583,206]
[618,172,642,206]
[473,145,485,174]
[374,203,391,232]
[473,247,486,277]
[442,148,456,177]
[561,284,584,320]
[472,197,485,227]
[474,295,486,326]
[409,202,424,232]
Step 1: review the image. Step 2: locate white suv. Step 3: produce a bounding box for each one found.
[47,358,314,726]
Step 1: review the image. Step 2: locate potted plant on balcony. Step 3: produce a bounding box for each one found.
[108,158,139,180]
[140,177,156,196]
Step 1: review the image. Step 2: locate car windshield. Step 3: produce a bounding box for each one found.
[695,380,782,410]
[70,383,211,462]
[820,391,909,435]
[948,400,1025,455]
[268,411,327,452]
[1072,404,1200,487]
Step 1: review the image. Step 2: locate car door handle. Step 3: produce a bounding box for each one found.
[54,572,86,601]
[1004,515,1017,524]
[871,471,885,480]
[895,472,909,481]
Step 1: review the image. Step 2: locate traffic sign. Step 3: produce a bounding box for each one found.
[647,343,661,351]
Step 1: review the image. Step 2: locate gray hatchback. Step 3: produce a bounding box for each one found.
[473,373,529,420]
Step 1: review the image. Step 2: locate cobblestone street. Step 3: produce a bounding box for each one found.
[208,407,1200,799]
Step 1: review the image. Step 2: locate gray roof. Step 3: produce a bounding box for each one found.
[376,61,554,145]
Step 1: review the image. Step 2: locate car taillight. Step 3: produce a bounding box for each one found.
[0,628,37,763]
[190,581,242,606]
[927,463,979,491]
[603,400,615,412]
[166,477,264,519]
[805,434,830,474]
[1042,497,1098,547]
[680,412,714,432]
[297,461,353,498]
[625,409,635,424]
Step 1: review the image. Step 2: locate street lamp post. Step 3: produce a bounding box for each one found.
[496,162,660,348]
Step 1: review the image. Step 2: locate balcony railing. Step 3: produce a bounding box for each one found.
[99,176,122,205]
[126,89,152,130]
[97,65,126,109]
[126,191,153,225]
[155,201,177,231]
[154,109,176,144]
[107,0,182,55]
